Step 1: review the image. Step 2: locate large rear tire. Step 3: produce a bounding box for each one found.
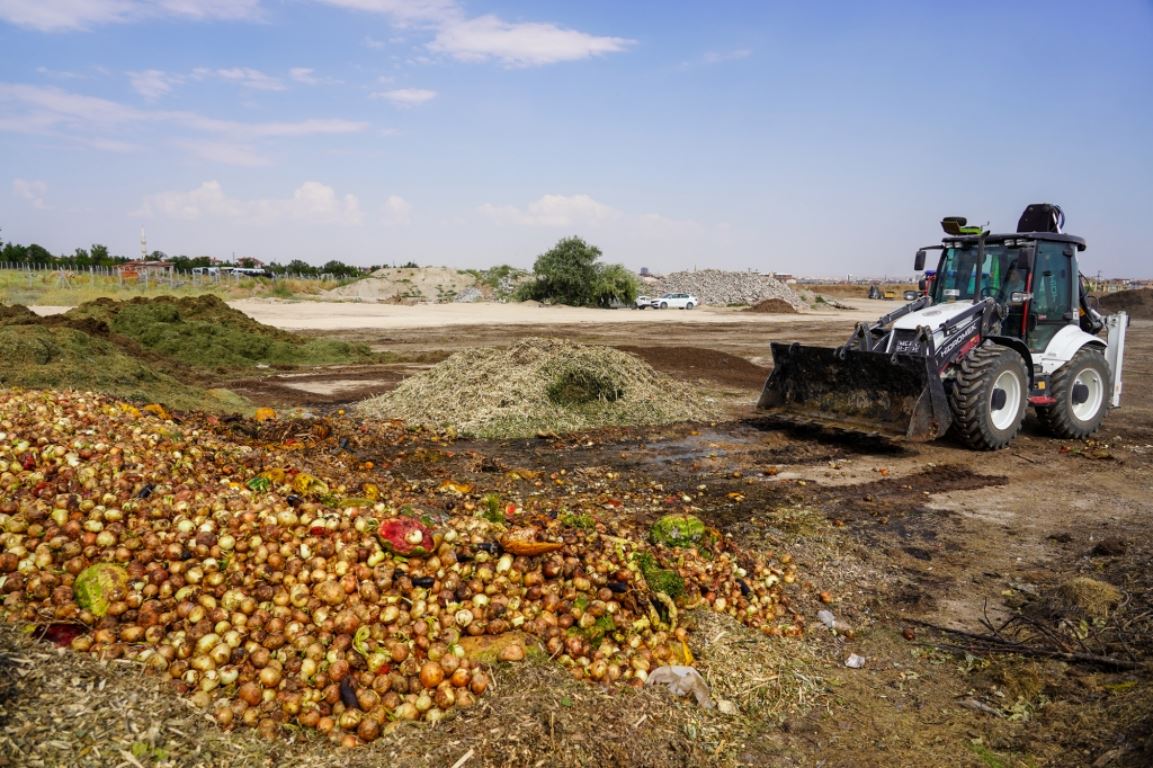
[1037,347,1111,439]
[949,342,1028,450]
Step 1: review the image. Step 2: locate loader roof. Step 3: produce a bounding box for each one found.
[942,231,1086,251]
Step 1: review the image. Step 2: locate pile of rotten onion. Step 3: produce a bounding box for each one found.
[0,389,803,746]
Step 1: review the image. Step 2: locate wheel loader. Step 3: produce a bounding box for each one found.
[758,204,1128,450]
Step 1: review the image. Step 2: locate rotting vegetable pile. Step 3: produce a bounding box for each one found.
[0,388,807,749]
[355,337,722,439]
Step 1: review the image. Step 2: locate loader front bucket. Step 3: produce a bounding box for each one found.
[757,342,953,441]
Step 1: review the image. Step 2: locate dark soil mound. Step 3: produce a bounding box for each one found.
[0,303,38,324]
[1098,288,1153,320]
[618,346,768,390]
[746,298,799,314]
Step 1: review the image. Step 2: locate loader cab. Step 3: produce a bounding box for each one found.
[929,233,1085,353]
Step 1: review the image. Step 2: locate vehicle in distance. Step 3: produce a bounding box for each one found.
[651,292,699,309]
[635,295,652,309]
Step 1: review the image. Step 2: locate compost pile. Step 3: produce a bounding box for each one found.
[0,295,377,413]
[355,338,721,439]
[1098,288,1153,320]
[745,298,799,314]
[0,388,805,749]
[64,295,374,370]
[0,304,218,411]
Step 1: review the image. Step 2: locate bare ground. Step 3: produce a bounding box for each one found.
[5,304,1152,767]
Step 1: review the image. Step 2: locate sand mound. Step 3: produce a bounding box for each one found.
[1099,288,1153,320]
[355,337,721,438]
[324,267,479,304]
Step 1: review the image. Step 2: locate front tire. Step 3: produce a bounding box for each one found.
[685,302,694,310]
[660,302,668,309]
[1037,347,1111,439]
[949,342,1028,450]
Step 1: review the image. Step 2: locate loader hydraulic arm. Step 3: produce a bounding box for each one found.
[929,298,999,370]
[842,295,932,353]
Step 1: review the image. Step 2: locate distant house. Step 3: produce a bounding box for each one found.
[119,260,173,280]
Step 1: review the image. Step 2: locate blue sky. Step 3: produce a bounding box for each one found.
[1,0,1151,277]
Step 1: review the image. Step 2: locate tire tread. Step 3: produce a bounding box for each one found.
[949,342,1027,451]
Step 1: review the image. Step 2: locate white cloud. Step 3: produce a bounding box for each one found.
[429,15,633,67]
[0,0,261,31]
[313,0,458,25]
[129,69,183,98]
[382,194,411,223]
[12,178,48,209]
[0,82,143,125]
[139,180,362,225]
[290,67,320,85]
[177,141,270,167]
[4,1,632,70]
[479,194,620,227]
[34,66,89,80]
[206,67,286,92]
[371,88,436,107]
[0,84,367,162]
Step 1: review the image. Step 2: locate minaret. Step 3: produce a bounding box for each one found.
[140,227,147,261]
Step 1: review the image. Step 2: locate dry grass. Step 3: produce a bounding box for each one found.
[692,611,825,720]
[1,621,821,768]
[355,338,723,439]
[0,271,348,307]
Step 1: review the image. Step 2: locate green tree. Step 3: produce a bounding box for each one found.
[321,259,360,278]
[26,244,53,264]
[592,262,640,308]
[517,237,638,307]
[284,259,316,276]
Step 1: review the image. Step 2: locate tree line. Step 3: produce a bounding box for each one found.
[0,237,411,278]
[1,232,640,307]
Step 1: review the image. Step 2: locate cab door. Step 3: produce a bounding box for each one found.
[1026,241,1076,353]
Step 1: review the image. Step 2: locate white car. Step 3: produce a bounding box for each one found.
[651,292,699,309]
[635,295,652,309]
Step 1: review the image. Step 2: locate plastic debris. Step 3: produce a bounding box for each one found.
[845,654,866,669]
[646,665,715,708]
[817,609,852,633]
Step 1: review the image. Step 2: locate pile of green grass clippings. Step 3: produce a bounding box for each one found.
[64,295,375,371]
[355,337,721,438]
[0,324,236,411]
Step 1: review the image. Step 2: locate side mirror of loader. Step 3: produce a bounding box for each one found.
[914,250,926,271]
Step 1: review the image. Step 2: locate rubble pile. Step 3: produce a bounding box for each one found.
[643,269,806,310]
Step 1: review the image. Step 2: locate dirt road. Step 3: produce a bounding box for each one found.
[218,301,1153,767]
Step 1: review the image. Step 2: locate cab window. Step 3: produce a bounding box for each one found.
[1027,241,1074,352]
